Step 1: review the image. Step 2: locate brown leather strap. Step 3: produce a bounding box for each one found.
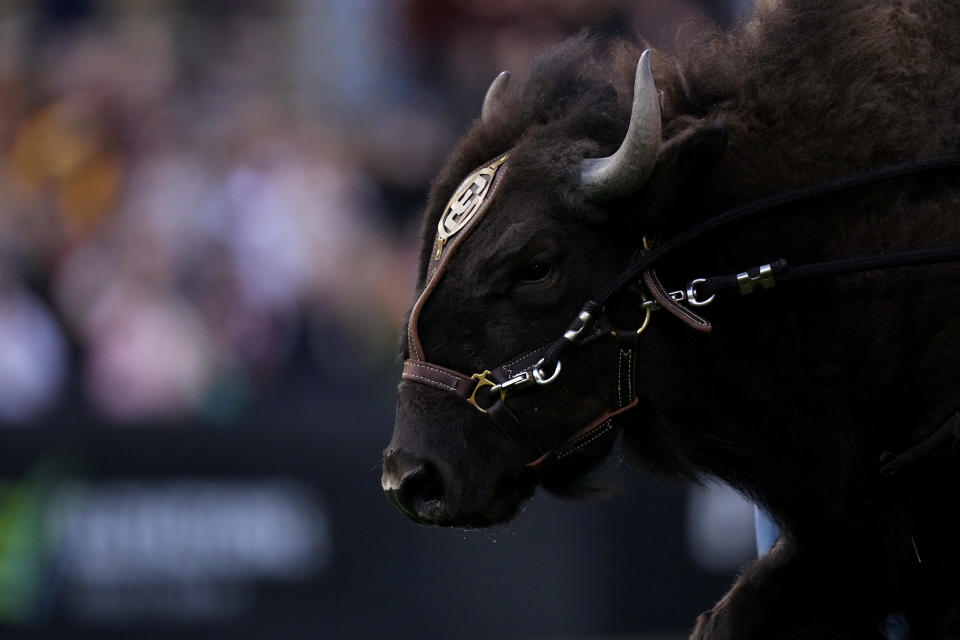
[526,398,639,469]
[402,360,475,399]
[643,269,712,333]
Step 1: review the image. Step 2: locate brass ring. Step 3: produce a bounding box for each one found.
[636,306,652,336]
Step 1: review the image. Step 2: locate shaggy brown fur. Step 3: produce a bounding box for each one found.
[386,1,960,638]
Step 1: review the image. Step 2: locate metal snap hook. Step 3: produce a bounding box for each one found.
[490,371,531,396]
[686,278,715,307]
[532,358,562,385]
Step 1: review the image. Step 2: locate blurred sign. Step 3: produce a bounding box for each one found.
[50,480,329,622]
[0,451,332,628]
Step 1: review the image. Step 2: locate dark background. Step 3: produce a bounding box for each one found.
[0,1,756,638]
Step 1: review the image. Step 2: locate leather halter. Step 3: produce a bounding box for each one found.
[402,154,642,468]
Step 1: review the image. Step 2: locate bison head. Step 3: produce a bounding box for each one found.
[382,37,726,527]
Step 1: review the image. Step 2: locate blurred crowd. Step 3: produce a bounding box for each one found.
[0,0,744,425]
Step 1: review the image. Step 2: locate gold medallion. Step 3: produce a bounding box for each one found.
[435,155,508,259]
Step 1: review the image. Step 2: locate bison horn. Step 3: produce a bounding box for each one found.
[481,71,510,123]
[580,49,662,201]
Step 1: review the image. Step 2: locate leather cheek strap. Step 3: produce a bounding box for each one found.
[523,328,640,471]
[527,398,639,470]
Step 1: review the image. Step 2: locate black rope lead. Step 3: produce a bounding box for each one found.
[541,154,960,369]
[695,246,960,301]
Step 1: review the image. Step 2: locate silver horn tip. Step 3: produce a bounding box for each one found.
[481,71,511,123]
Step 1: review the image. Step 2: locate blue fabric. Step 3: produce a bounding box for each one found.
[754,505,779,556]
[883,613,912,640]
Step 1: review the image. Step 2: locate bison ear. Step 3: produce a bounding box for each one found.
[634,118,728,233]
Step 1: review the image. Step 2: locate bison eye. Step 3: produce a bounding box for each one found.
[516,262,553,283]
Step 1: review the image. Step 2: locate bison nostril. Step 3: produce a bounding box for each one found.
[382,458,445,525]
[401,463,443,505]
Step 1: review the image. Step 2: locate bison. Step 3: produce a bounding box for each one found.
[381,0,960,637]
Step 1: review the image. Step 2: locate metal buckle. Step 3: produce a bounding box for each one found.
[467,370,497,413]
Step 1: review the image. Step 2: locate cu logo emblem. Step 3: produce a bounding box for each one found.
[442,174,489,234]
[435,155,508,259]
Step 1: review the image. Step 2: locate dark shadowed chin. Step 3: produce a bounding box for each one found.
[384,477,537,528]
[447,481,538,528]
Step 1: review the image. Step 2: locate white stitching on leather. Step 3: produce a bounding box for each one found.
[502,347,544,376]
[556,421,615,459]
[406,362,464,385]
[402,371,457,392]
[618,348,633,408]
